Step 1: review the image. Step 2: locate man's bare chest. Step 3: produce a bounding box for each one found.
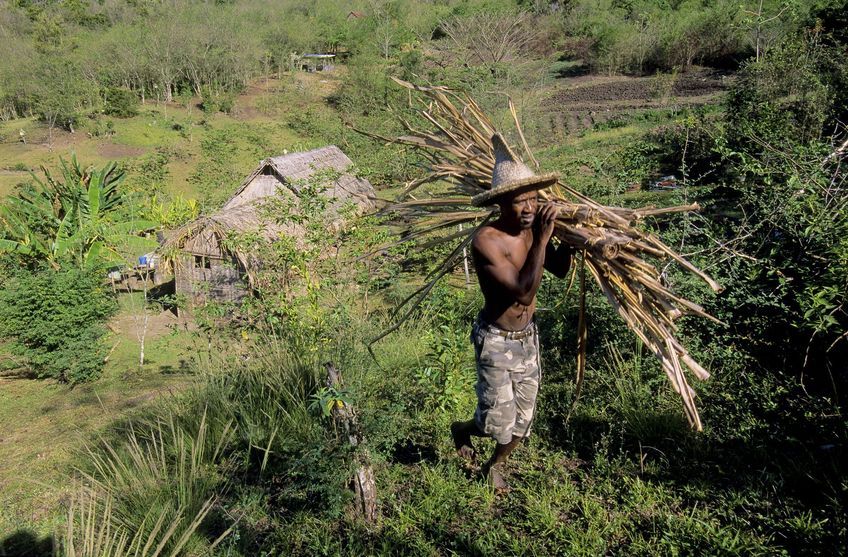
[502,236,533,269]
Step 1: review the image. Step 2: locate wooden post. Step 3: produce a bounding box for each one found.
[324,362,377,524]
[460,224,470,287]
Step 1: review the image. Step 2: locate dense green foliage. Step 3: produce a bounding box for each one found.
[562,0,815,74]
[103,87,139,118]
[0,157,158,385]
[0,266,116,383]
[0,0,816,128]
[699,13,847,381]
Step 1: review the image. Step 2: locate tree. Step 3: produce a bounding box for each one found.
[32,56,90,138]
[440,11,538,67]
[0,266,116,383]
[742,0,793,62]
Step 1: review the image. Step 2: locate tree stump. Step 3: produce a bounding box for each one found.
[324,362,378,524]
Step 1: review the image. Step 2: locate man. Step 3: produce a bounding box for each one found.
[451,134,573,490]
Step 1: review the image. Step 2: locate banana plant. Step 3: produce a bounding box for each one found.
[0,155,158,269]
[0,182,59,263]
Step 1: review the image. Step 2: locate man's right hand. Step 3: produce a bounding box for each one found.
[535,201,559,244]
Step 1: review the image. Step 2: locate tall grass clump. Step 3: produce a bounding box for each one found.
[598,344,688,443]
[62,489,225,557]
[188,331,329,462]
[63,319,363,554]
[67,410,235,555]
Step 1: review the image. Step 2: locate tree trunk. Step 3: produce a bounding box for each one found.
[324,362,378,524]
[139,335,145,366]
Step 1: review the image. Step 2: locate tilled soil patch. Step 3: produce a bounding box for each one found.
[544,71,727,108]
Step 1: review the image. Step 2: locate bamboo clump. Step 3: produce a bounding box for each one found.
[367,78,723,431]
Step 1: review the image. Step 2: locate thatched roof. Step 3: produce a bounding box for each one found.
[159,146,374,283]
[195,201,302,244]
[223,145,375,212]
[159,199,304,278]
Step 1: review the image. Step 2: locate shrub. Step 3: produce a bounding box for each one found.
[103,87,138,117]
[724,38,832,149]
[563,0,749,74]
[199,86,236,114]
[0,267,116,383]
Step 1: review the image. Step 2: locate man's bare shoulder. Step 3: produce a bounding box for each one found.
[472,225,507,256]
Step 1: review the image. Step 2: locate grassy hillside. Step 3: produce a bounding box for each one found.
[0,73,328,208]
[0,72,329,537]
[0,301,197,537]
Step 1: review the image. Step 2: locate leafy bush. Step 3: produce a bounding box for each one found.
[85,117,115,137]
[199,86,236,114]
[0,267,116,383]
[103,87,138,117]
[725,39,833,150]
[563,0,751,74]
[414,324,474,412]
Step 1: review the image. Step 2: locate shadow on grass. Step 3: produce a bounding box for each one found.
[551,60,590,80]
[391,439,438,465]
[159,359,191,375]
[540,402,847,554]
[0,530,53,557]
[0,370,40,381]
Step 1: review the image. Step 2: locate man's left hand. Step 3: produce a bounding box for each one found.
[535,201,560,244]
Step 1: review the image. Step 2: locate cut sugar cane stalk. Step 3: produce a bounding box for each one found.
[362,78,723,431]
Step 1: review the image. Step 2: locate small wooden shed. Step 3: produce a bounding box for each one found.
[161,146,375,306]
[295,54,336,72]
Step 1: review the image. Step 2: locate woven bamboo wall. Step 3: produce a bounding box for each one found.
[174,253,247,305]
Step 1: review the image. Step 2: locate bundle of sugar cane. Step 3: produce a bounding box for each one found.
[366,78,723,431]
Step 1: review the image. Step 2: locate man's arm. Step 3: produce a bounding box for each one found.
[473,202,559,306]
[544,241,574,279]
[473,231,547,306]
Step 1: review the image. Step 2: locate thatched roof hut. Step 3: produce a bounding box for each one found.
[160,146,375,306]
[224,146,373,211]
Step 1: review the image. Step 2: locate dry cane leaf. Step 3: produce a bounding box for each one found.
[365,81,723,431]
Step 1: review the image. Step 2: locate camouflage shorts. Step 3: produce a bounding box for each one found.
[471,315,541,445]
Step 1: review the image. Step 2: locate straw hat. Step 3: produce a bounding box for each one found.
[471,133,559,207]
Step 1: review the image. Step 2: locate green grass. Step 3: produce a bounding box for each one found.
[0,301,197,538]
[2,266,843,554]
[158,308,828,556]
[0,76,311,204]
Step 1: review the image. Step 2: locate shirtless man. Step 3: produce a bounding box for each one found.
[451,134,572,490]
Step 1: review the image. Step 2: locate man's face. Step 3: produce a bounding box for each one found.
[500,190,539,229]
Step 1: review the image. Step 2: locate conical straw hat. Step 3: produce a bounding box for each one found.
[471,133,559,207]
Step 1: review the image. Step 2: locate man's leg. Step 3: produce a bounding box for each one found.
[450,419,485,462]
[481,331,540,490]
[451,419,520,489]
[481,435,522,490]
[456,321,510,464]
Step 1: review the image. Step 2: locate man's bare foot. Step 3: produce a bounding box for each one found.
[450,421,476,463]
[481,461,509,493]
